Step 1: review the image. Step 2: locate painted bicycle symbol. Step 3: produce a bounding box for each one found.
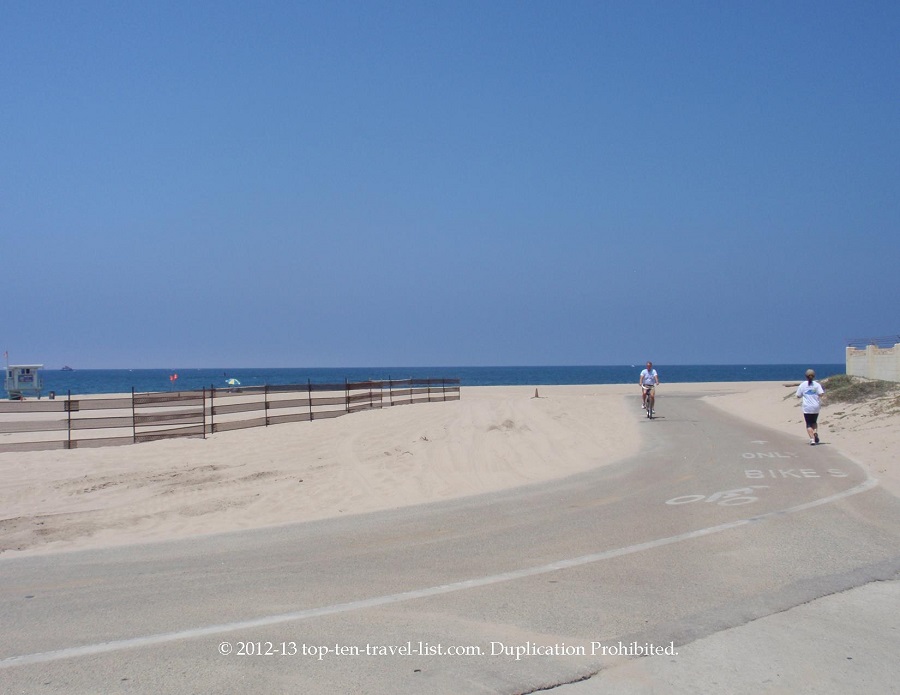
[666,485,769,507]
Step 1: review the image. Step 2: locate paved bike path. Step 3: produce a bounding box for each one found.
[1,393,898,693]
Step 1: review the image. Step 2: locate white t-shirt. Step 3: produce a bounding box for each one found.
[640,369,658,386]
[796,380,824,413]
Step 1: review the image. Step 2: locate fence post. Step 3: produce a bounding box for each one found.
[131,387,136,444]
[389,377,393,407]
[442,378,446,401]
[67,389,73,449]
[308,379,313,421]
[202,387,207,439]
[264,384,269,426]
[210,385,215,435]
[345,378,350,413]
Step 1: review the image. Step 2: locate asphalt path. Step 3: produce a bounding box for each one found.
[2,390,899,694]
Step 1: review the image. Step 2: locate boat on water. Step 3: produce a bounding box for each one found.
[61,365,74,371]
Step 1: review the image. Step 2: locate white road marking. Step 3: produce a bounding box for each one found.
[0,476,879,669]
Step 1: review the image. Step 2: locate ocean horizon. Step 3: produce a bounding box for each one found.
[7,364,846,397]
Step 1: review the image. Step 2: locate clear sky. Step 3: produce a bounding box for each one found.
[2,1,898,369]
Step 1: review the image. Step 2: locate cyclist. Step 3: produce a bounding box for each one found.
[639,362,659,411]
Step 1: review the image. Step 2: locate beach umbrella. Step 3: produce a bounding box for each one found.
[226,378,241,386]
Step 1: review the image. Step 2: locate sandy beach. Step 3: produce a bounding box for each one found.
[1,381,897,556]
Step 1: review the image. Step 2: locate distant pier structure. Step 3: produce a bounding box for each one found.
[4,364,44,399]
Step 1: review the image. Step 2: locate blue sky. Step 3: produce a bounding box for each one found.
[2,1,898,368]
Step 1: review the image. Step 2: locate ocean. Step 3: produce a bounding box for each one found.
[8,364,846,397]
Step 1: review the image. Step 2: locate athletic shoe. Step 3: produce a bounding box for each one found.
[810,438,816,445]
[814,433,820,444]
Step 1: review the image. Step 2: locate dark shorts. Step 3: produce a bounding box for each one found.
[804,413,819,427]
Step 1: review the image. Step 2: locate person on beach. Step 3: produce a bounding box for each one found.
[639,362,659,410]
[796,369,825,445]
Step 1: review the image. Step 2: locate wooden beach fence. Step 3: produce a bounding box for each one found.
[0,378,460,453]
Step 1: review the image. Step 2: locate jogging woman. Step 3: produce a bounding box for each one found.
[796,369,825,445]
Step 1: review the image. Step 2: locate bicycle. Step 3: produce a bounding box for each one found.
[642,384,656,419]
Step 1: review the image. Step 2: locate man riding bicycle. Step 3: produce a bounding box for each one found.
[639,361,659,412]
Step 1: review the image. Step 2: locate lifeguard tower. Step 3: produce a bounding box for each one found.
[4,364,44,400]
